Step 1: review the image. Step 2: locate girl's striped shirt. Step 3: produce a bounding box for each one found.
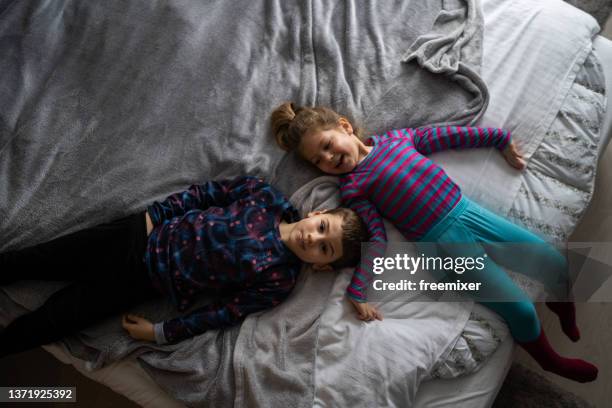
[339,126,511,302]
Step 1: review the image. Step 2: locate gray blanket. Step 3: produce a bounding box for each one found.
[0,0,485,406]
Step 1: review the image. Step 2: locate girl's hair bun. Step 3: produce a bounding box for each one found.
[271,101,299,151]
[270,102,359,153]
[290,102,303,117]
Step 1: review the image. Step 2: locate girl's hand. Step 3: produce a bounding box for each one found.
[502,142,526,170]
[122,314,156,342]
[349,298,383,321]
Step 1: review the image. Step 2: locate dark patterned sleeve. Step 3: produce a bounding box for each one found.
[155,265,298,344]
[147,176,268,225]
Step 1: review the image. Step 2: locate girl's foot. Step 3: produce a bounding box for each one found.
[546,301,580,342]
[518,328,597,383]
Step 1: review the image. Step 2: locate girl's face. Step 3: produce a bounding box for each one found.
[299,119,361,175]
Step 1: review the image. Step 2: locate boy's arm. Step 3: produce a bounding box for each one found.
[345,197,388,303]
[147,175,267,225]
[153,267,296,344]
[408,126,511,155]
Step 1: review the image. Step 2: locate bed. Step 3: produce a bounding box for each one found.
[1,0,611,407]
[421,9,612,408]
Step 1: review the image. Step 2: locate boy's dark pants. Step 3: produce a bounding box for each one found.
[0,212,160,357]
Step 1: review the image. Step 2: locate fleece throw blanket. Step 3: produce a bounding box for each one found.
[1,0,485,406]
[0,0,486,250]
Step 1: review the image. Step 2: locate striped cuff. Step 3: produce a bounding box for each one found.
[496,130,511,150]
[347,288,367,303]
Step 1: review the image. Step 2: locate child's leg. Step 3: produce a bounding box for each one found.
[458,199,579,340]
[0,212,155,358]
[437,238,542,341]
[435,222,597,382]
[0,213,146,285]
[458,199,569,299]
[434,220,540,340]
[454,253,596,382]
[0,262,159,358]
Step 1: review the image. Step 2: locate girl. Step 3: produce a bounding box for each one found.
[270,102,598,383]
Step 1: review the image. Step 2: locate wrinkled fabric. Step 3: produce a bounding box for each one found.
[1,1,488,406]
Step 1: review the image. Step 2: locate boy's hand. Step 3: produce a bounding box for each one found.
[502,142,526,170]
[349,298,383,321]
[122,314,155,342]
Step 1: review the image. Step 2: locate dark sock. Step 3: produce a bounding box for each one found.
[546,301,580,342]
[517,328,597,383]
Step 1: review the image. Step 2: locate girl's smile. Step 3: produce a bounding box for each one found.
[298,118,372,175]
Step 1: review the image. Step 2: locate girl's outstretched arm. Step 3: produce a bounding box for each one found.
[147,176,268,225]
[343,196,388,304]
[409,126,511,155]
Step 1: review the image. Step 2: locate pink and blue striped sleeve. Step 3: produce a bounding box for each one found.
[407,126,511,155]
[346,197,388,303]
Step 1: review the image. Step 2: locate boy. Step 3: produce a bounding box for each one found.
[0,176,367,356]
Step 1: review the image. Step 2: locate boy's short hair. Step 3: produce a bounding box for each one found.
[326,208,368,269]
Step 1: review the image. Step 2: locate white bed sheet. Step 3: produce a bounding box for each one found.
[413,305,515,408]
[41,9,612,408]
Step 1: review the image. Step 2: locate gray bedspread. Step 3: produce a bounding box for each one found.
[0,0,486,406]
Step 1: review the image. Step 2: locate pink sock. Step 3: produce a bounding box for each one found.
[518,328,597,383]
[546,301,580,342]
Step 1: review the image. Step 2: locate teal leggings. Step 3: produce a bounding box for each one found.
[419,197,569,342]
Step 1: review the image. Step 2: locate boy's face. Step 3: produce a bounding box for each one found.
[299,119,360,175]
[285,211,344,270]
